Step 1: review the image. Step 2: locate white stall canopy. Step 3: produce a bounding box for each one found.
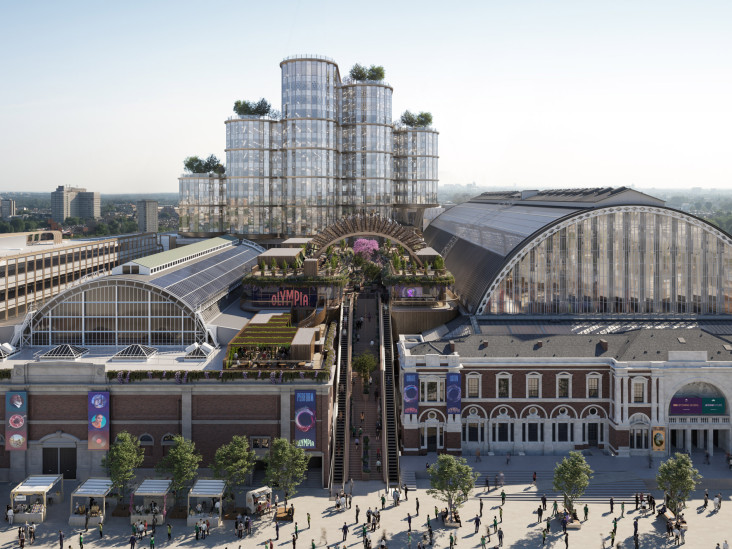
[69,478,113,526]
[10,475,64,523]
[135,479,172,496]
[187,479,226,527]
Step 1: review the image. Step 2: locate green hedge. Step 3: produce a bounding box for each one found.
[243,274,348,288]
[105,369,329,383]
[382,272,454,287]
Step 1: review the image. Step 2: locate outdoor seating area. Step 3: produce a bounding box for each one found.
[10,475,64,523]
[69,478,113,527]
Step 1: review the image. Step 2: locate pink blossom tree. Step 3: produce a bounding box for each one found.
[353,238,379,259]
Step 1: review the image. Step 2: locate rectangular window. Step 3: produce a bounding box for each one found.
[497,423,509,442]
[633,383,644,403]
[251,437,270,449]
[558,378,569,398]
[588,377,599,398]
[467,377,479,398]
[427,381,438,402]
[498,378,509,398]
[528,377,539,398]
[527,423,539,442]
[557,423,569,442]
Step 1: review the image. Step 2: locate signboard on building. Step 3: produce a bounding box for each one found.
[294,390,317,449]
[670,396,726,415]
[652,427,666,451]
[249,287,318,308]
[88,391,110,450]
[403,373,418,415]
[5,391,27,451]
[446,373,461,415]
[702,398,725,415]
[669,397,702,415]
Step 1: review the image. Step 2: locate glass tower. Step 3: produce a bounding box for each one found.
[179,54,438,238]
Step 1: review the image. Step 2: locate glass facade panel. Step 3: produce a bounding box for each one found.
[485,209,732,316]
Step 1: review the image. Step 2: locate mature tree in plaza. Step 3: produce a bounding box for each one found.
[155,435,202,503]
[656,452,701,513]
[553,451,593,513]
[212,435,256,494]
[352,353,378,384]
[264,438,310,498]
[101,431,145,500]
[426,454,479,519]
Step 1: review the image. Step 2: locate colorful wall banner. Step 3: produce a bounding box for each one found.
[5,391,27,451]
[403,373,418,415]
[702,398,726,415]
[294,390,316,449]
[446,373,462,415]
[88,391,110,450]
[652,427,666,451]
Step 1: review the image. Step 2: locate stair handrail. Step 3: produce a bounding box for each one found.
[384,299,400,487]
[343,294,354,491]
[377,294,389,486]
[328,300,346,492]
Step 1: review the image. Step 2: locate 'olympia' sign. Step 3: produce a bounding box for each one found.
[271,289,311,307]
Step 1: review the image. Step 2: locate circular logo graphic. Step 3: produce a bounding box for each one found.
[89,414,107,429]
[446,385,462,402]
[403,385,418,402]
[294,407,316,433]
[9,433,25,448]
[91,393,107,409]
[10,394,24,409]
[8,414,24,429]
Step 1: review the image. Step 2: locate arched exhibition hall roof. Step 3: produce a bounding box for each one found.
[424,188,732,316]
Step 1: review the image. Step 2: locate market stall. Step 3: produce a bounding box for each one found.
[187,479,226,527]
[245,486,272,516]
[10,475,64,523]
[68,478,113,527]
[129,479,171,526]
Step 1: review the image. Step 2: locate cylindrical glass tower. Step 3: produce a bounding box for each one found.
[339,82,393,218]
[280,55,339,235]
[225,117,283,235]
[393,127,439,226]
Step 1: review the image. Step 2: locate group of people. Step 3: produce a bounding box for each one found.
[233,515,252,538]
[193,519,211,539]
[16,523,36,548]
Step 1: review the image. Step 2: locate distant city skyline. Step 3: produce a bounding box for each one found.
[1,1,730,193]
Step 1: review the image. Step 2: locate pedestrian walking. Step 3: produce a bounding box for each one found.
[480,499,483,517]
[295,522,299,539]
[481,534,487,549]
[704,493,709,509]
[621,502,625,517]
[497,527,504,547]
[129,535,135,549]
[404,485,409,501]
[98,522,103,538]
[612,517,617,535]
[564,532,569,548]
[416,497,420,515]
[307,512,311,529]
[449,533,454,549]
[501,490,506,505]
[342,522,348,542]
[635,493,639,510]
[538,506,543,523]
[407,513,412,532]
[292,533,297,548]
[493,516,498,532]
[533,472,537,486]
[583,503,588,522]
[542,494,547,511]
[79,533,83,549]
[499,506,503,523]
[276,521,280,540]
[610,497,614,514]
[553,500,558,516]
[149,535,154,549]
[167,524,171,541]
[474,514,481,534]
[542,529,547,546]
[355,506,359,523]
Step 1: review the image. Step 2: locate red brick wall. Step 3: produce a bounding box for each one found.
[112,395,180,420]
[30,394,86,420]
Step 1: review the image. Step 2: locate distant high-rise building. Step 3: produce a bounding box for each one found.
[137,199,159,233]
[1,199,16,219]
[51,186,101,222]
[179,54,439,238]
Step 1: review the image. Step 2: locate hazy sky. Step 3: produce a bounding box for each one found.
[1,0,730,194]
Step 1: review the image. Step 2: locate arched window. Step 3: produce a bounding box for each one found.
[161,433,176,445]
[139,434,154,446]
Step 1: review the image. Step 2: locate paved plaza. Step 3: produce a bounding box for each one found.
[2,452,732,548]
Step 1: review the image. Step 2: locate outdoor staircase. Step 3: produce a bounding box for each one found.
[381,301,400,487]
[331,297,352,489]
[401,470,417,491]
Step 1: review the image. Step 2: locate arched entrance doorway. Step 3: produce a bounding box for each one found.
[667,382,730,456]
[39,432,79,479]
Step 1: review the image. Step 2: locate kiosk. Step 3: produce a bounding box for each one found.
[129,479,171,526]
[187,479,226,527]
[69,478,113,527]
[245,486,272,516]
[10,475,64,523]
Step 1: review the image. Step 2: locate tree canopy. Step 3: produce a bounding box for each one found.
[263,438,310,497]
[352,353,378,383]
[426,454,479,518]
[233,98,272,116]
[349,64,385,82]
[656,452,701,513]
[184,154,225,175]
[212,435,256,494]
[101,431,145,499]
[155,435,202,501]
[552,451,593,512]
[400,110,433,128]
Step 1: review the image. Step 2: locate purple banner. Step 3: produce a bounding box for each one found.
[88,391,110,450]
[403,373,418,415]
[5,391,27,451]
[669,397,702,415]
[294,390,316,449]
[446,373,461,415]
